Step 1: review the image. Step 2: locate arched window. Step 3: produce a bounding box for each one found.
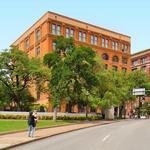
[102,53,109,60]
[122,58,128,64]
[112,56,119,62]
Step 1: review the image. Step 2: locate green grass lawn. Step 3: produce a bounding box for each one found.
[0,119,74,133]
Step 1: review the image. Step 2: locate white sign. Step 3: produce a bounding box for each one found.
[133,88,145,96]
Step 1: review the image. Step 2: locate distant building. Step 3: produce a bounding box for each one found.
[12,11,131,112]
[131,49,150,78]
[131,48,150,103]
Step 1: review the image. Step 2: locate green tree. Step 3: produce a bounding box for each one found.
[128,70,149,118]
[0,48,50,111]
[44,36,99,120]
[44,36,75,121]
[90,70,120,119]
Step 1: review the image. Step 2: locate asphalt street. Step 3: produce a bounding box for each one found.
[9,119,150,150]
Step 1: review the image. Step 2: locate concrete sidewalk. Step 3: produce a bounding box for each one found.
[0,120,118,150]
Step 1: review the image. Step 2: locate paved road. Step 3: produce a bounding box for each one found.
[9,119,150,150]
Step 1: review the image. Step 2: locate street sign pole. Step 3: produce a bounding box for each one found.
[132,88,145,119]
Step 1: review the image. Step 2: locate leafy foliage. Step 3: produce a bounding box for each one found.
[0,48,50,110]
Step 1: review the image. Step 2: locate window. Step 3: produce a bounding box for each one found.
[52,24,56,34]
[57,25,61,35]
[105,39,109,48]
[66,28,69,38]
[91,35,94,45]
[141,57,147,64]
[102,38,105,48]
[115,42,119,50]
[122,58,128,64]
[36,30,40,41]
[83,32,86,42]
[141,66,146,72]
[25,38,29,49]
[125,44,128,52]
[102,53,109,60]
[35,47,40,56]
[122,67,127,72]
[66,28,74,38]
[95,36,98,45]
[112,56,119,62]
[70,29,74,37]
[104,64,108,70]
[122,44,124,52]
[79,31,86,42]
[132,60,138,66]
[112,41,115,50]
[79,31,82,41]
[113,66,118,71]
[52,41,56,50]
[91,35,98,45]
[122,44,128,53]
[52,24,61,35]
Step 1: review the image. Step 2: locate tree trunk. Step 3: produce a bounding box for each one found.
[105,106,114,120]
[119,105,124,119]
[138,96,142,119]
[53,107,57,121]
[85,105,88,120]
[67,102,72,113]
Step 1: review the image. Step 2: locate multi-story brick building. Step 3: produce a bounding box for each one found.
[131,49,150,103]
[12,11,131,112]
[131,49,150,77]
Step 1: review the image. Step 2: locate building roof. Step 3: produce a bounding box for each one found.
[131,48,150,58]
[12,11,131,46]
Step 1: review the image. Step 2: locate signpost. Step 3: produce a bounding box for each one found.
[133,88,145,119]
[133,88,145,96]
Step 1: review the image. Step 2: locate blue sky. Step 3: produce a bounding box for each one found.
[0,0,150,54]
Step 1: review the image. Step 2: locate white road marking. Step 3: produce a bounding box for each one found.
[102,134,111,142]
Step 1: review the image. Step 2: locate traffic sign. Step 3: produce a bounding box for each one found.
[133,88,145,96]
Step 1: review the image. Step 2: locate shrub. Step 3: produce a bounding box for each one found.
[0,114,99,120]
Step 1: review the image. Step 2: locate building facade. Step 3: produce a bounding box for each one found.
[12,11,131,112]
[131,49,150,103]
[131,49,150,77]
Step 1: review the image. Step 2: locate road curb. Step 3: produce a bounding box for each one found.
[1,120,120,150]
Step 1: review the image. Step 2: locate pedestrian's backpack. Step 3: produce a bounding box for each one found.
[28,117,32,125]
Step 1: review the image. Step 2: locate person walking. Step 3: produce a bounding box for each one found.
[28,111,36,138]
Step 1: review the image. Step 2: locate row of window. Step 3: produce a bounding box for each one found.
[35,45,128,66]
[52,41,128,64]
[35,45,127,73]
[102,53,128,64]
[132,57,148,66]
[51,24,129,52]
[105,64,127,72]
[24,29,41,49]
[132,66,147,72]
[24,23,129,51]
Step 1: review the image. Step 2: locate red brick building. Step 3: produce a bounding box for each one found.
[131,49,150,78]
[12,11,131,112]
[131,49,150,103]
